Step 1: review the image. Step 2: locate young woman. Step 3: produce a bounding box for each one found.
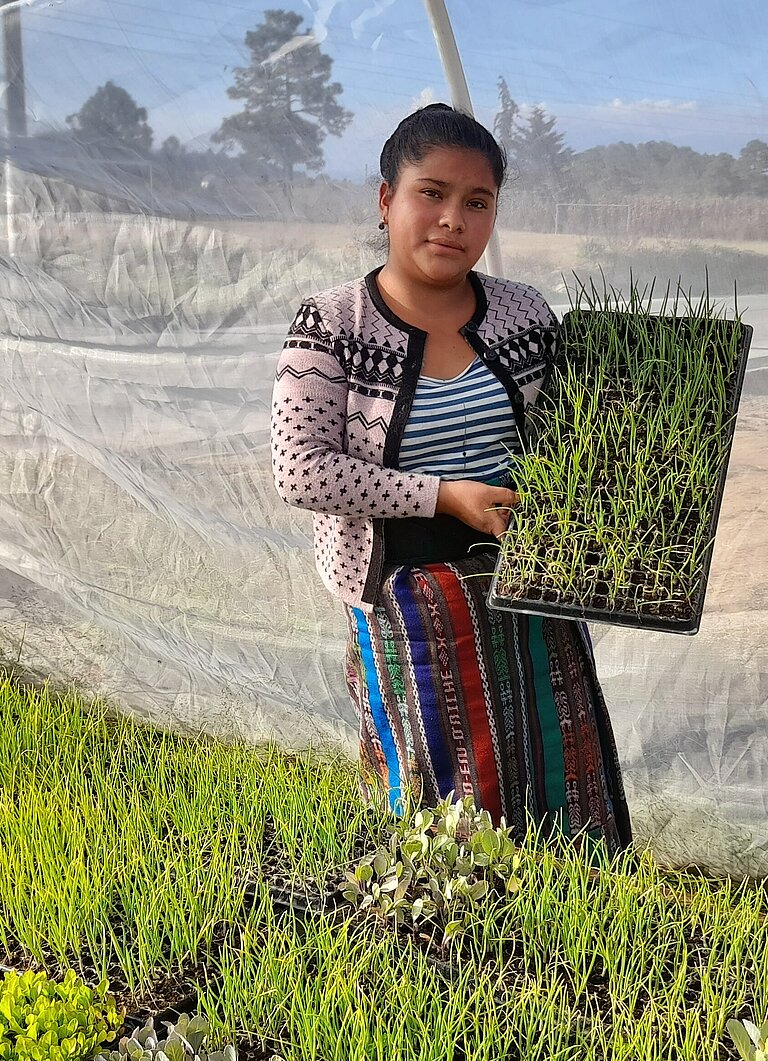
[271,104,633,862]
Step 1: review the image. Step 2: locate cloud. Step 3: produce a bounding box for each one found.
[411,87,437,110]
[548,96,761,155]
[304,0,334,44]
[608,97,699,113]
[514,101,557,120]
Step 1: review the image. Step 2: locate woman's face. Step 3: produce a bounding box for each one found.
[379,146,498,289]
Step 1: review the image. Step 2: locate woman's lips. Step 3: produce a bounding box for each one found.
[428,239,464,253]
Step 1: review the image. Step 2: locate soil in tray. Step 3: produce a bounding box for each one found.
[496,583,691,621]
[233,1038,285,1061]
[494,555,695,622]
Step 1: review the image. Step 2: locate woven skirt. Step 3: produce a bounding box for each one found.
[344,553,633,863]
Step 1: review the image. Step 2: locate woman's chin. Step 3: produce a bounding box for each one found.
[417,255,471,285]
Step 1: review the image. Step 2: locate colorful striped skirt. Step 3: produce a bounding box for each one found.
[344,553,633,863]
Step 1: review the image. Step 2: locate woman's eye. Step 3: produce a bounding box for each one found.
[422,188,441,198]
[469,199,488,209]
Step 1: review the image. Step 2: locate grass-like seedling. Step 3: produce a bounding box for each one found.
[0,674,382,992]
[490,273,753,633]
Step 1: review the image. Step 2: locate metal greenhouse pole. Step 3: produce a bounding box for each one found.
[422,0,504,278]
[2,0,27,257]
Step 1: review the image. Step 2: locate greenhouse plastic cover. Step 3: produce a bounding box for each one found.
[1,0,767,877]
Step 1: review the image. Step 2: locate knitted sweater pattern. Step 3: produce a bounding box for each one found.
[271,267,557,610]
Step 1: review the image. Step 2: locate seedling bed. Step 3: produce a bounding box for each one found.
[3,857,764,1060]
[488,286,753,633]
[4,677,766,1061]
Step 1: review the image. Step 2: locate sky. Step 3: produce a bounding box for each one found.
[17,0,768,180]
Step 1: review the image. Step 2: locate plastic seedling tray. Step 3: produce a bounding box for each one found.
[488,304,753,635]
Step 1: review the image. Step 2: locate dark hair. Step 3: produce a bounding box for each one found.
[379,103,506,190]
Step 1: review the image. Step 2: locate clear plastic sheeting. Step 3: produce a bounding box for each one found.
[1,0,767,876]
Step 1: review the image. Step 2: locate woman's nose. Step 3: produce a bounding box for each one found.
[440,202,465,231]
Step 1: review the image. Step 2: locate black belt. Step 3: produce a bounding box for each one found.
[383,515,499,565]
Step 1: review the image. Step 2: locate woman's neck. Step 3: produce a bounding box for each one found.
[376,264,475,327]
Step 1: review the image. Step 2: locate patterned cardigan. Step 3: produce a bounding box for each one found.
[271,266,558,611]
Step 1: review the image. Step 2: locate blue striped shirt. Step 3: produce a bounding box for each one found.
[398,356,520,480]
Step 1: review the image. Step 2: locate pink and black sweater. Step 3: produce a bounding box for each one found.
[271,266,558,611]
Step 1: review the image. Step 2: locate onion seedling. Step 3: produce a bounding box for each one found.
[489,274,752,632]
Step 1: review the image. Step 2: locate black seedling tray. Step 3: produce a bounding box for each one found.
[488,312,753,634]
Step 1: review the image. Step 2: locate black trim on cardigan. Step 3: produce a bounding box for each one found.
[362,267,492,603]
[356,267,553,605]
[364,265,487,335]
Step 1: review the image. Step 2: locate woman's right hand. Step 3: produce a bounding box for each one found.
[436,480,519,539]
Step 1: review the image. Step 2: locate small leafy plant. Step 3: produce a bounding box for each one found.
[727,1017,768,1061]
[341,793,526,946]
[0,969,122,1061]
[98,1014,236,1061]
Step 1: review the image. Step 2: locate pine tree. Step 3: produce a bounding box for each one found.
[513,105,573,195]
[212,9,352,181]
[66,81,153,155]
[494,76,520,157]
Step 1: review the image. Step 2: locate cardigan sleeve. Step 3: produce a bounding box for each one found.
[271,299,441,520]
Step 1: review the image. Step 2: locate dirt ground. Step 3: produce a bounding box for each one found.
[45,213,768,268]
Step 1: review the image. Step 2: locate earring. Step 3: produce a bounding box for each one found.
[378,219,387,230]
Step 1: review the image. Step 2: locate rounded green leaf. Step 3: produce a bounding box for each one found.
[744,1020,763,1047]
[355,863,373,883]
[162,1037,187,1061]
[372,852,389,876]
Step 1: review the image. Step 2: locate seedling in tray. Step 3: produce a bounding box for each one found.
[488,274,753,634]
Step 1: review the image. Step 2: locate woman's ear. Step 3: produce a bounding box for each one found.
[378,181,391,217]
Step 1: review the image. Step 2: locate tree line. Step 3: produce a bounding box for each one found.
[35,8,768,202]
[494,77,768,200]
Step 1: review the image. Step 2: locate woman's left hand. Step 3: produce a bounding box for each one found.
[436,479,519,538]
